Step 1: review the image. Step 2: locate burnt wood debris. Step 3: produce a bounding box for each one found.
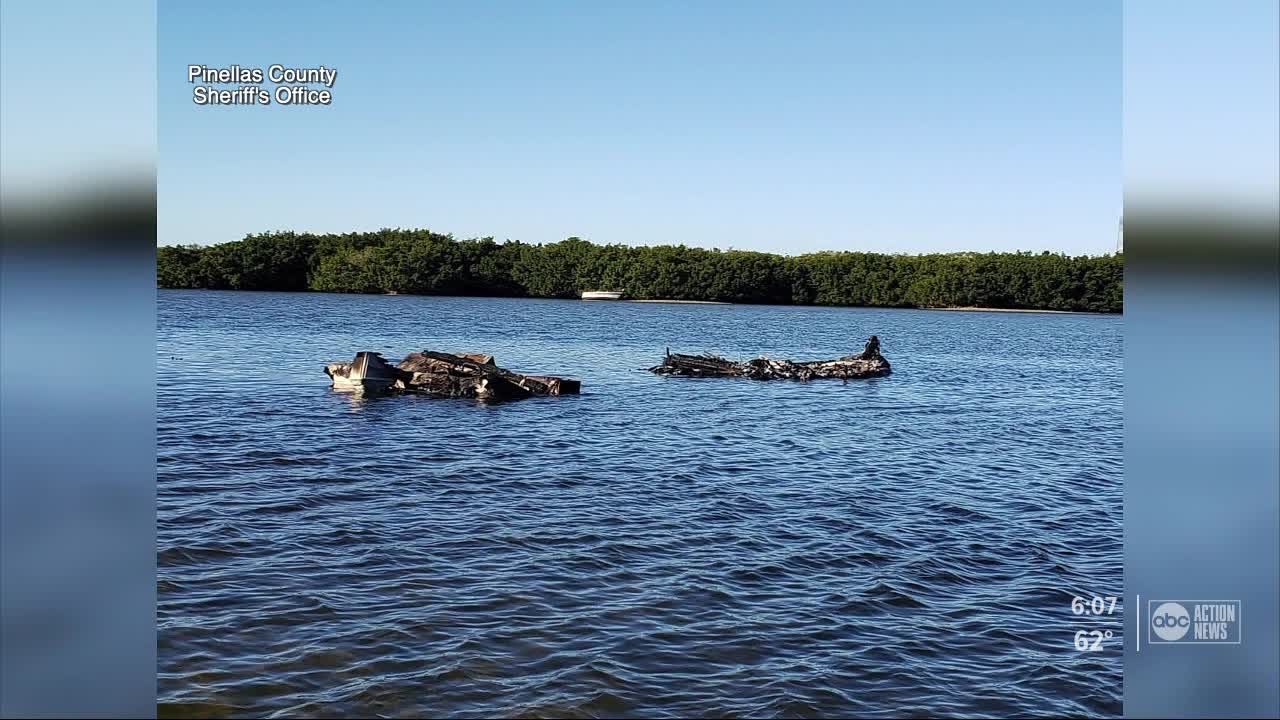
[325,350,580,401]
[325,335,887,399]
[649,335,891,381]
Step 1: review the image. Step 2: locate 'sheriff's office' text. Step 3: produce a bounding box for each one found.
[188,64,337,106]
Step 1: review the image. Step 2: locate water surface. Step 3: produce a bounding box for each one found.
[158,291,1123,718]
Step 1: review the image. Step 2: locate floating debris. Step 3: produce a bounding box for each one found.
[325,350,580,401]
[650,335,891,381]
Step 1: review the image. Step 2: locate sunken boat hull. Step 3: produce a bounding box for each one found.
[650,336,891,381]
[324,352,400,392]
[324,350,580,401]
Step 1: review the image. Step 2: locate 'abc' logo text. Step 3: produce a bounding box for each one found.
[1151,602,1190,641]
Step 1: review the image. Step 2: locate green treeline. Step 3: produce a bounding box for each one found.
[157,229,1123,312]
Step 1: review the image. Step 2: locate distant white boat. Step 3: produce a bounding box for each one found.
[581,290,624,301]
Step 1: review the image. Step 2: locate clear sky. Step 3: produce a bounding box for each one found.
[158,1,1120,255]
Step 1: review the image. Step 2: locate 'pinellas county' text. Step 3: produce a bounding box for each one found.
[188,64,338,106]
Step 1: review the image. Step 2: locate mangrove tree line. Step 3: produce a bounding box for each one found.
[157,230,1123,312]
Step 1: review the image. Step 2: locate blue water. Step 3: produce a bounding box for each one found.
[157,290,1123,718]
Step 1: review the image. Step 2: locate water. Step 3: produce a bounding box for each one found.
[157,290,1123,718]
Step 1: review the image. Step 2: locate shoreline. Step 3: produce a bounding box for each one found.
[626,299,730,305]
[158,288,1119,315]
[923,306,1106,316]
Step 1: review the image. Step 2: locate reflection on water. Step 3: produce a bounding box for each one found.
[158,291,1123,718]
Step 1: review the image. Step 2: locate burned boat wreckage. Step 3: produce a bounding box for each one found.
[324,336,887,400]
[650,336,891,381]
[325,350,580,401]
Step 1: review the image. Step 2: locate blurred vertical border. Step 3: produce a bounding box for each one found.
[1,0,157,717]
[1124,0,1279,718]
[2,0,1277,718]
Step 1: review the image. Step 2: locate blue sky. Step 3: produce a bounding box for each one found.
[159,2,1120,255]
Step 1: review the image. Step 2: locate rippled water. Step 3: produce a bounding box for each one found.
[157,290,1123,718]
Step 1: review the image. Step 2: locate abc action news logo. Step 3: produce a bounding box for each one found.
[1148,600,1242,644]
